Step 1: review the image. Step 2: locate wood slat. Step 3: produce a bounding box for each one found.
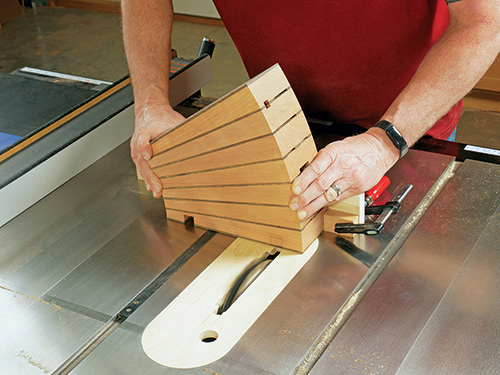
[164,199,305,230]
[163,183,291,206]
[153,119,313,178]
[154,134,283,176]
[282,135,317,179]
[166,209,325,252]
[160,134,316,188]
[150,89,302,168]
[324,194,365,238]
[160,159,292,188]
[246,64,293,106]
[151,86,260,160]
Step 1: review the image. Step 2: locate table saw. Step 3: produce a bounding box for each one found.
[1,56,500,375]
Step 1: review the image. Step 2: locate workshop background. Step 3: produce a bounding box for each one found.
[0,0,499,148]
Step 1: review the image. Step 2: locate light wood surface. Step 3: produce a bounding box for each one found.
[151,90,302,169]
[151,86,261,163]
[166,208,324,251]
[163,183,291,205]
[154,134,286,177]
[159,159,293,187]
[163,199,306,229]
[150,64,293,162]
[158,133,316,188]
[142,237,319,369]
[324,194,365,238]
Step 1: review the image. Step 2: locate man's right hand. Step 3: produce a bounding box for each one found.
[131,103,185,198]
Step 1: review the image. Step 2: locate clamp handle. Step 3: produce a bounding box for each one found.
[335,222,384,236]
[365,200,401,215]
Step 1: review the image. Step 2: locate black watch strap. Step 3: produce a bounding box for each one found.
[373,120,409,159]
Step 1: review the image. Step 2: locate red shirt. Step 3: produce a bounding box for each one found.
[213,0,461,140]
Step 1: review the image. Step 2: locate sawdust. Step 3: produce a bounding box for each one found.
[17,350,50,374]
[0,285,61,311]
[332,289,361,330]
[203,369,222,375]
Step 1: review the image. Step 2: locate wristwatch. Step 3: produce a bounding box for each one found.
[373,120,409,159]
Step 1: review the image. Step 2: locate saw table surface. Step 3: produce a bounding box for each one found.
[1,139,499,374]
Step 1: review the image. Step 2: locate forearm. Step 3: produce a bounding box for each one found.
[291,1,500,220]
[122,0,174,114]
[371,3,500,148]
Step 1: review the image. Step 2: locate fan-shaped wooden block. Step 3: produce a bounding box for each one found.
[151,64,323,252]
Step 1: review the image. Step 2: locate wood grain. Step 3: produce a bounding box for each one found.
[159,159,293,187]
[150,89,302,168]
[167,208,323,252]
[324,194,365,237]
[164,199,306,229]
[163,183,291,206]
[158,133,316,188]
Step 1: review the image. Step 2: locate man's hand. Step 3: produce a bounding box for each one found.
[131,104,185,198]
[288,130,399,220]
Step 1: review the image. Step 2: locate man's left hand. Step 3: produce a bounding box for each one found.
[288,131,399,220]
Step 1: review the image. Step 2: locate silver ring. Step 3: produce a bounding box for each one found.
[332,184,341,197]
[325,184,341,202]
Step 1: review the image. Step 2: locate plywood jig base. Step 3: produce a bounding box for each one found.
[141,237,319,369]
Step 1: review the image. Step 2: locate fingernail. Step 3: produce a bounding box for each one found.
[153,184,161,193]
[291,179,301,195]
[289,202,299,211]
[142,151,151,160]
[297,210,307,220]
[146,183,151,191]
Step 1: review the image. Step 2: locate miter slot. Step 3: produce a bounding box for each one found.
[217,249,280,315]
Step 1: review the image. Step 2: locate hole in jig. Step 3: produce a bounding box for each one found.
[200,330,219,343]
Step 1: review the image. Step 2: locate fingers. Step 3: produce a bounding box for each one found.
[131,131,162,198]
[137,157,163,198]
[290,177,351,220]
[290,163,344,209]
[136,131,154,161]
[131,106,185,199]
[291,149,335,195]
[289,134,392,221]
[294,185,358,220]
